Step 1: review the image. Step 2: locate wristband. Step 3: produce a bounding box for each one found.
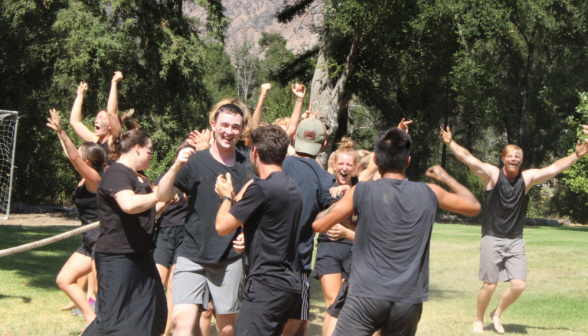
[221,196,233,206]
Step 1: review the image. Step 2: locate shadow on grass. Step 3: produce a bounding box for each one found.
[0,293,32,303]
[0,225,81,290]
[484,323,572,334]
[429,285,465,300]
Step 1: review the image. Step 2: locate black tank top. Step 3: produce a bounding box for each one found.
[73,183,99,225]
[483,169,528,239]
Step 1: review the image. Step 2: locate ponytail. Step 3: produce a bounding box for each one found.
[119,108,140,131]
[80,142,108,174]
[109,129,151,162]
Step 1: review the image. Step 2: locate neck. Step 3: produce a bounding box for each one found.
[294,152,315,159]
[502,166,519,181]
[117,153,141,171]
[97,134,109,145]
[381,171,405,180]
[210,142,236,166]
[258,164,282,179]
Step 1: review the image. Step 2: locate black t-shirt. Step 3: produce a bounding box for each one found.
[317,177,358,245]
[282,156,338,271]
[73,183,99,225]
[155,173,189,228]
[229,171,302,293]
[483,169,528,239]
[174,149,255,264]
[95,162,156,254]
[349,179,439,304]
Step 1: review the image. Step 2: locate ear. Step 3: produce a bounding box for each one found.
[405,156,411,168]
[320,140,327,151]
[211,120,216,132]
[134,144,141,155]
[501,156,506,164]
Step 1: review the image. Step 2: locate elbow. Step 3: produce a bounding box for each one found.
[216,219,230,236]
[312,220,327,233]
[464,201,482,217]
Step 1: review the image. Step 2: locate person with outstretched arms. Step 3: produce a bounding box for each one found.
[313,127,481,336]
[215,125,304,336]
[439,126,588,334]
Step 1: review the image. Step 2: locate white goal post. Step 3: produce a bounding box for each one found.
[0,110,18,219]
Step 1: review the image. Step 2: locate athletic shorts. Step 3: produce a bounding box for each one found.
[288,271,311,320]
[327,279,350,318]
[75,228,100,259]
[172,256,244,314]
[234,279,301,336]
[479,235,527,283]
[314,241,353,279]
[333,295,422,336]
[153,225,185,268]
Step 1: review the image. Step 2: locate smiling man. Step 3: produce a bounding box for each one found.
[440,126,588,334]
[157,103,255,336]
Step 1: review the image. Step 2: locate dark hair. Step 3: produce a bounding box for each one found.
[176,142,195,158]
[374,128,411,173]
[109,129,151,161]
[250,125,290,165]
[80,142,107,174]
[214,104,244,125]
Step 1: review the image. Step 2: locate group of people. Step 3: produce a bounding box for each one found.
[47,71,588,336]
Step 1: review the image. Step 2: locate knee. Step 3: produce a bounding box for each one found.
[171,309,191,331]
[219,324,234,336]
[55,273,69,289]
[482,282,497,292]
[511,280,526,293]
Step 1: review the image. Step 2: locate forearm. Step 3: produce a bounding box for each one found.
[69,94,84,125]
[251,94,266,129]
[58,130,80,161]
[107,81,121,134]
[216,199,236,235]
[156,163,182,202]
[155,201,170,217]
[439,172,477,202]
[121,194,159,214]
[547,152,579,175]
[345,230,355,242]
[448,140,474,164]
[358,164,378,182]
[286,98,304,138]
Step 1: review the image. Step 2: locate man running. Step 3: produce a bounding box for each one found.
[313,127,481,336]
[439,126,588,334]
[157,103,255,336]
[215,125,303,336]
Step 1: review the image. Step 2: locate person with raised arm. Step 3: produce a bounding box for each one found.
[439,126,588,334]
[47,109,106,326]
[157,103,255,336]
[215,125,303,336]
[313,127,481,336]
[251,83,272,128]
[82,129,194,336]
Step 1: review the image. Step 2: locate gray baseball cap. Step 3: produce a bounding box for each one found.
[294,119,327,156]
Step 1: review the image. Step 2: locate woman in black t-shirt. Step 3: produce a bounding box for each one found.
[47,109,107,326]
[82,129,194,336]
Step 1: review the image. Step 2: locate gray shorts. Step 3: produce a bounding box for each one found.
[172,256,244,314]
[479,235,527,283]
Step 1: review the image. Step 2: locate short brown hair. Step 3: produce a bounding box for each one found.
[109,129,151,161]
[502,145,523,158]
[250,126,290,165]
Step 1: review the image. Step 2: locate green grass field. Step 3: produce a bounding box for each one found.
[0,223,586,335]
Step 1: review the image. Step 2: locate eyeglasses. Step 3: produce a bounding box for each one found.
[145,146,154,156]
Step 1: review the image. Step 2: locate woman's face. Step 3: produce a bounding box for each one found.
[136,138,153,171]
[335,154,356,186]
[94,111,111,137]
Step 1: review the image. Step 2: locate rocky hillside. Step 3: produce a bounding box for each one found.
[184,0,322,54]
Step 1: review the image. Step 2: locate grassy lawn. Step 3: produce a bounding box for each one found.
[0,223,587,335]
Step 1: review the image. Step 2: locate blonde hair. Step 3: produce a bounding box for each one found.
[208,98,252,141]
[502,144,523,158]
[273,117,290,128]
[356,150,371,171]
[329,136,360,174]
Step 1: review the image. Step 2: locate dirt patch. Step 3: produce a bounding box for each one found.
[0,213,80,226]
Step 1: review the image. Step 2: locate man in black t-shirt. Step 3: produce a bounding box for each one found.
[440,127,588,334]
[313,128,482,336]
[215,126,303,336]
[157,104,255,336]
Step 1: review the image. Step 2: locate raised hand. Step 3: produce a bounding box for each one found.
[398,118,413,133]
[575,139,588,158]
[112,71,123,83]
[175,147,195,169]
[233,232,245,254]
[426,165,448,183]
[291,83,306,99]
[439,126,452,145]
[77,82,88,96]
[195,129,211,151]
[215,173,235,199]
[302,101,319,119]
[260,83,272,99]
[46,109,63,132]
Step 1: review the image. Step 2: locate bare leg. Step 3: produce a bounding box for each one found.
[61,277,85,311]
[172,303,202,336]
[325,315,338,336]
[319,273,343,336]
[490,279,526,334]
[86,270,95,300]
[157,264,170,288]
[215,313,238,336]
[163,264,174,336]
[200,302,215,336]
[56,252,95,325]
[474,282,496,333]
[282,319,310,336]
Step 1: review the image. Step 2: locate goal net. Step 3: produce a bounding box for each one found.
[0,111,18,219]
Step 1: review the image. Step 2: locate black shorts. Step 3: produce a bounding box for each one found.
[75,227,100,259]
[153,225,185,268]
[83,252,167,336]
[314,241,353,279]
[235,279,301,336]
[287,271,311,320]
[333,295,422,336]
[327,279,349,318]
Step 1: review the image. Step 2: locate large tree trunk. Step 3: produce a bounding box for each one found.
[309,27,362,165]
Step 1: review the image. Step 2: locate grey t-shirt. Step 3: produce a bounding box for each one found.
[349,178,439,304]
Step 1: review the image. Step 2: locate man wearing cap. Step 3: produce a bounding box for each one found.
[280,118,340,336]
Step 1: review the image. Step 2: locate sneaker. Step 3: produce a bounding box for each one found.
[88,298,96,312]
[71,308,83,317]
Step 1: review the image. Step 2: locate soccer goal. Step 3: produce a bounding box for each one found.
[0,111,18,219]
